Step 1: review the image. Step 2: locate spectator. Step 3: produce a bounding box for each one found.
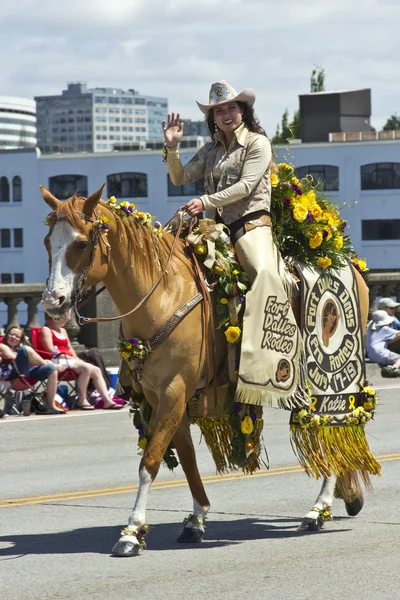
[366,310,400,376]
[38,312,123,410]
[378,298,400,330]
[0,326,67,414]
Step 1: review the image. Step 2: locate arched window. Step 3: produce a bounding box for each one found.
[0,176,10,203]
[48,175,88,201]
[12,176,22,202]
[295,165,339,192]
[361,163,400,190]
[167,175,205,197]
[107,172,148,198]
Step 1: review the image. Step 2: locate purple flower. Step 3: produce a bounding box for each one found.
[234,402,242,413]
[283,197,291,206]
[136,424,144,434]
[322,230,329,239]
[307,212,313,223]
[129,338,139,345]
[292,184,303,195]
[341,220,347,232]
[250,411,257,423]
[154,221,162,229]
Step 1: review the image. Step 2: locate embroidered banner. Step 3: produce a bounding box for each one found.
[292,261,366,426]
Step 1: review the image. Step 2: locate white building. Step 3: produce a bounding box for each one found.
[0,135,399,292]
[0,96,36,150]
[35,83,168,154]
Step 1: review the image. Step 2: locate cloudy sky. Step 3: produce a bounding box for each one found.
[1,0,399,136]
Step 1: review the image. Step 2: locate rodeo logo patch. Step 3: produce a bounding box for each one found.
[304,270,363,395]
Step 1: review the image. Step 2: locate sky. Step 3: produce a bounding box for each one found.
[1,0,399,137]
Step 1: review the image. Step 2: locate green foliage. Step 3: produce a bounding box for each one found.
[310,66,326,93]
[383,114,400,131]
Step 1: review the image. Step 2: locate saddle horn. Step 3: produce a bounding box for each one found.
[83,184,106,218]
[40,185,62,210]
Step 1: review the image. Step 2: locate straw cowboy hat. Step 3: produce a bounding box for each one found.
[196,80,256,114]
[370,310,394,330]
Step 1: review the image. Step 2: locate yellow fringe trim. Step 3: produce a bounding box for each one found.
[194,417,264,475]
[290,425,381,479]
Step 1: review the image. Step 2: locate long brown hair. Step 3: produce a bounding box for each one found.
[3,325,29,348]
[206,102,268,138]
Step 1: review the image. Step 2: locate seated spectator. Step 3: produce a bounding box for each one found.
[366,310,400,376]
[378,298,400,331]
[38,312,123,410]
[0,326,67,415]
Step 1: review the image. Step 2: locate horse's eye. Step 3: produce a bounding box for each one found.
[77,240,88,251]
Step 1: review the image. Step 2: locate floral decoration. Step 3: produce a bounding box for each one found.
[120,337,149,363]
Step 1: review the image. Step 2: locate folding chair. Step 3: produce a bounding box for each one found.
[30,328,80,409]
[0,359,48,416]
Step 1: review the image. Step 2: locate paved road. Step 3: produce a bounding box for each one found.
[1,382,400,600]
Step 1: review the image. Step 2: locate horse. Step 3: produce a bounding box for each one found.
[40,185,371,557]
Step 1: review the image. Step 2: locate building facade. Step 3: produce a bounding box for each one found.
[0,136,399,295]
[0,96,36,150]
[35,83,168,154]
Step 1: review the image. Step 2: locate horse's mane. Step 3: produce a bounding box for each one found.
[58,196,195,280]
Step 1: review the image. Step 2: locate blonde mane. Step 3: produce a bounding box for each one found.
[50,195,195,281]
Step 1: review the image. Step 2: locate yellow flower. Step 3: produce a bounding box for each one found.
[324,209,340,227]
[100,215,109,225]
[334,235,344,250]
[245,441,254,451]
[125,343,133,350]
[195,243,207,256]
[363,401,373,410]
[219,297,228,304]
[293,204,308,222]
[130,203,136,210]
[309,232,323,249]
[224,326,241,344]
[137,211,145,219]
[214,266,224,275]
[278,163,294,175]
[271,173,279,187]
[121,351,130,360]
[353,418,359,425]
[138,438,147,450]
[317,256,332,269]
[232,269,239,275]
[357,258,368,272]
[241,416,254,435]
[120,201,129,208]
[364,386,375,396]
[307,190,316,204]
[108,196,117,205]
[310,204,323,221]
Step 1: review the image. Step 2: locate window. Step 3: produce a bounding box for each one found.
[12,176,22,202]
[1,273,12,284]
[14,273,24,283]
[295,165,339,192]
[48,175,88,200]
[14,228,23,247]
[0,176,10,202]
[362,219,400,241]
[0,229,10,247]
[107,172,148,198]
[361,163,400,190]
[167,176,205,197]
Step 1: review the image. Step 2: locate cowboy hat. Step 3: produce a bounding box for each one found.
[196,80,256,114]
[370,310,394,330]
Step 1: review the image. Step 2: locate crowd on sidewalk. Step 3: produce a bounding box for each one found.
[366,298,400,377]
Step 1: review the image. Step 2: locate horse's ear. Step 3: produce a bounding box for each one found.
[83,184,106,218]
[40,186,62,210]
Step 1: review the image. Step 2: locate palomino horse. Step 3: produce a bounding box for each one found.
[41,186,369,557]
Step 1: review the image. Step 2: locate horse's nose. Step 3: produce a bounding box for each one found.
[41,289,69,311]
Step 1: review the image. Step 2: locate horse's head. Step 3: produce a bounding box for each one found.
[41,184,112,320]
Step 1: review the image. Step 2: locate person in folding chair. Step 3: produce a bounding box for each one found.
[0,326,67,415]
[38,312,123,410]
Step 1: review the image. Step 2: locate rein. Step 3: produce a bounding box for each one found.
[73,211,184,326]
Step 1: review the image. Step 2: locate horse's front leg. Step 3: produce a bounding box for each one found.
[297,476,336,532]
[112,382,187,557]
[172,413,210,543]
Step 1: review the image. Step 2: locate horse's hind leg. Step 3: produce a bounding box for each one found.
[298,476,336,532]
[172,413,210,543]
[336,471,365,516]
[112,382,187,557]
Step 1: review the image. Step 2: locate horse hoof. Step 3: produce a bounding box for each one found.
[345,495,364,517]
[177,527,204,543]
[297,517,320,532]
[112,539,141,557]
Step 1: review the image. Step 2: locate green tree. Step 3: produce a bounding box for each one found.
[310,66,325,93]
[383,114,400,131]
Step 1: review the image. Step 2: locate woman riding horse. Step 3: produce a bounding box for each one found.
[164,80,306,409]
